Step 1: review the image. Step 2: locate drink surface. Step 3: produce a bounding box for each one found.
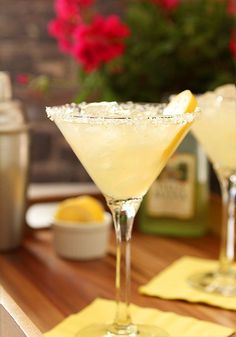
[192,90,236,178]
[52,103,194,200]
[56,120,185,199]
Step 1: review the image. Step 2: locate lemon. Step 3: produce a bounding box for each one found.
[164,90,198,115]
[54,195,105,223]
[161,90,198,159]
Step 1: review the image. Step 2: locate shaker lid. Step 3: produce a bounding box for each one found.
[0,72,28,131]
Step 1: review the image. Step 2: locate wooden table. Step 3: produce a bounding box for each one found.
[0,221,235,335]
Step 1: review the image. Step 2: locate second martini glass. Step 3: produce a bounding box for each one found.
[47,101,197,337]
[189,85,236,296]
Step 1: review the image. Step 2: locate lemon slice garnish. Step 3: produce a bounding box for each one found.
[161,90,198,159]
[164,90,198,115]
[55,195,105,223]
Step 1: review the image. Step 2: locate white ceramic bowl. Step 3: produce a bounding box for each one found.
[53,212,112,260]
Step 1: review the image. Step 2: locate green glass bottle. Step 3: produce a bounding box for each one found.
[138,133,209,237]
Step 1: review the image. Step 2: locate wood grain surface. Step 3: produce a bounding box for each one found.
[0,221,235,335]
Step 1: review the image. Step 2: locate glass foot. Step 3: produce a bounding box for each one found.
[76,324,169,337]
[188,270,236,296]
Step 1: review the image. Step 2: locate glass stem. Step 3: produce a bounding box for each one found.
[106,196,142,332]
[218,174,236,274]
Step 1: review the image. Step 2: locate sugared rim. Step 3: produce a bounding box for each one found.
[46,101,200,125]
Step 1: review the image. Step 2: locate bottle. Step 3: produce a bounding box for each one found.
[0,72,30,251]
[138,133,209,237]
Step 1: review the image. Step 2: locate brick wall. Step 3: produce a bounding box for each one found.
[0,0,119,183]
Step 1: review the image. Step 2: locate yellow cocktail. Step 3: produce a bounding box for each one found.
[47,93,198,337]
[55,104,191,200]
[190,84,236,296]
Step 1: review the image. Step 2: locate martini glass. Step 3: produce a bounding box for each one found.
[46,102,197,337]
[189,85,236,296]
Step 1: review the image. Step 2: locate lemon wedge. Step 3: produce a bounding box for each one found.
[161,90,198,159]
[54,195,105,223]
[164,90,198,115]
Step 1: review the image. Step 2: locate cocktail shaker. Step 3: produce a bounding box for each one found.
[0,72,30,251]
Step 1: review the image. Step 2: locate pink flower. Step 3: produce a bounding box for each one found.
[227,0,236,15]
[48,0,96,55]
[229,30,236,59]
[150,0,180,10]
[48,17,78,52]
[48,1,130,72]
[162,0,179,10]
[16,73,30,85]
[72,15,130,72]
[54,0,92,19]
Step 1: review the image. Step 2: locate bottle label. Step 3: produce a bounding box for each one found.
[147,154,195,219]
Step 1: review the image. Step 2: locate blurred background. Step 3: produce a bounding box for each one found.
[0,0,235,188]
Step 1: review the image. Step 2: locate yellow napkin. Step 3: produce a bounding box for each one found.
[44,298,234,337]
[140,256,236,310]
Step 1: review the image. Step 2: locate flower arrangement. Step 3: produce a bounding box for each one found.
[48,0,235,102]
